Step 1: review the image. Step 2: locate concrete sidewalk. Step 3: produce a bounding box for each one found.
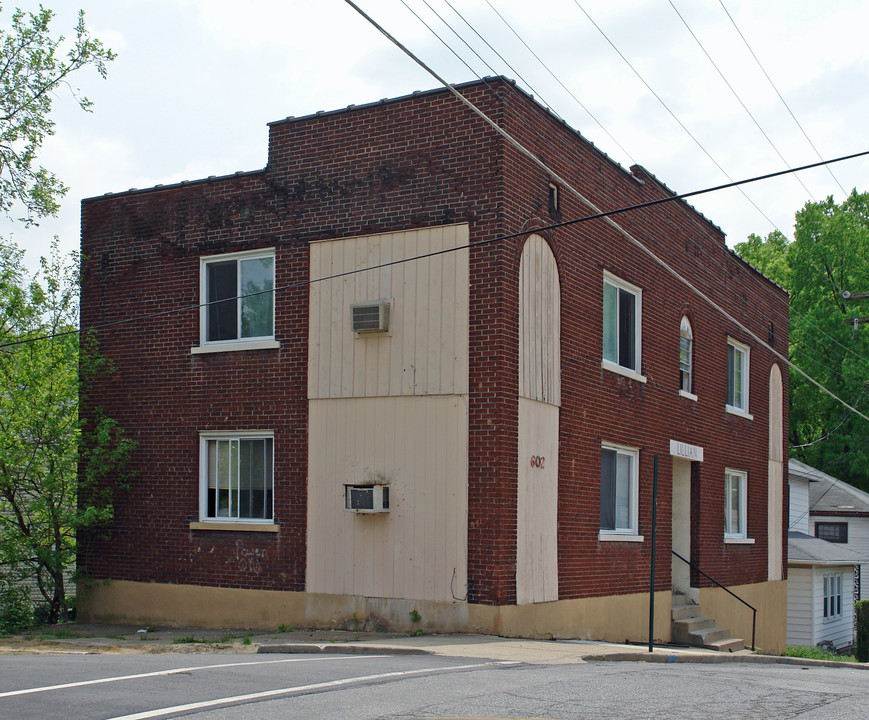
[0,623,865,670]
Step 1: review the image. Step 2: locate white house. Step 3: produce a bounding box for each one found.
[795,459,869,602]
[787,459,868,651]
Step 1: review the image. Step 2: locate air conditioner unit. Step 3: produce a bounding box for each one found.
[351,301,390,334]
[344,484,390,513]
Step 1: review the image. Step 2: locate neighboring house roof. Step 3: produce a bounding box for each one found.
[789,458,869,517]
[787,531,869,566]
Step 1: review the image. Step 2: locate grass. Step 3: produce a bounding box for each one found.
[38,629,84,640]
[784,645,857,663]
[173,634,240,645]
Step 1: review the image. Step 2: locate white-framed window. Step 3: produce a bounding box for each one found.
[600,443,639,535]
[823,573,843,619]
[602,272,642,375]
[200,249,275,346]
[724,468,747,539]
[726,338,749,414]
[680,316,693,395]
[200,433,274,522]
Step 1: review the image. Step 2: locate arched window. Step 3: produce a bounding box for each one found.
[679,316,693,394]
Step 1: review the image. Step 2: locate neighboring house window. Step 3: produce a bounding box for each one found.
[726,338,749,413]
[816,522,848,543]
[201,434,274,521]
[823,573,843,619]
[724,469,747,539]
[600,444,639,534]
[603,273,641,373]
[680,316,693,394]
[201,250,275,344]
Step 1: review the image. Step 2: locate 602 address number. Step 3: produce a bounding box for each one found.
[530,455,546,469]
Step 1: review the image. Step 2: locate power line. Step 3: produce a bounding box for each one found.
[482,0,636,165]
[717,0,849,197]
[668,0,816,201]
[346,0,869,425]
[569,0,783,235]
[3,147,867,354]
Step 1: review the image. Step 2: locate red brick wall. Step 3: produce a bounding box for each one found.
[492,81,789,599]
[80,77,788,604]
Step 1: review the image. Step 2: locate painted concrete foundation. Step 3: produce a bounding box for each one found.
[78,579,784,650]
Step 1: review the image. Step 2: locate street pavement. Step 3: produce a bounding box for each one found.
[1,622,866,670]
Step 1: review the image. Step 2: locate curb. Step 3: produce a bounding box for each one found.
[581,651,869,669]
[257,644,431,656]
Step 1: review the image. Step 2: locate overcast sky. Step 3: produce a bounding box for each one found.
[6,0,868,272]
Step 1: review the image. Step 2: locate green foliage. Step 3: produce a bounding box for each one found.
[856,600,869,662]
[277,623,293,633]
[0,238,134,625]
[0,5,115,224]
[0,577,33,633]
[736,192,869,491]
[784,645,856,662]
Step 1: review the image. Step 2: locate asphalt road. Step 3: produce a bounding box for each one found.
[2,652,868,719]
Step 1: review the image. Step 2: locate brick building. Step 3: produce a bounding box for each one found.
[78,77,789,651]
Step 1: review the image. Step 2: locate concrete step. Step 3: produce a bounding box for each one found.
[673,616,715,633]
[694,626,731,644]
[706,637,745,653]
[671,603,701,621]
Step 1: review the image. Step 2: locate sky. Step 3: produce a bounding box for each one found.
[5,0,869,273]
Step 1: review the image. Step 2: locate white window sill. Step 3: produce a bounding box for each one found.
[725,405,753,421]
[679,389,698,402]
[724,537,755,544]
[601,360,647,384]
[191,340,280,355]
[823,615,844,624]
[190,521,279,533]
[599,533,644,542]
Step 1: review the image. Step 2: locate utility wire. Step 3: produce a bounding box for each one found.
[482,0,636,165]
[8,3,869,429]
[3,147,867,354]
[569,0,781,234]
[718,0,849,197]
[668,0,816,201]
[346,0,869,424]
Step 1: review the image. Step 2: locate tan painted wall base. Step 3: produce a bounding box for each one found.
[698,579,787,655]
[79,580,673,642]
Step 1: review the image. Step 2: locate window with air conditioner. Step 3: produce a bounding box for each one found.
[351,300,390,334]
[344,484,390,513]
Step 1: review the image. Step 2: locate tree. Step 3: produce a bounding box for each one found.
[0,239,133,624]
[0,5,115,225]
[736,191,869,491]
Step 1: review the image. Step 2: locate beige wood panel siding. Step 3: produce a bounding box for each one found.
[306,395,468,602]
[308,224,469,399]
[519,234,561,405]
[516,397,559,604]
[768,364,784,580]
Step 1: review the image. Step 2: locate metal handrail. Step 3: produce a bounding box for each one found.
[671,550,757,651]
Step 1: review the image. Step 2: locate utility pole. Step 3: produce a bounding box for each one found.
[842,290,869,329]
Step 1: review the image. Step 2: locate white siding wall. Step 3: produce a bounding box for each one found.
[786,566,814,646]
[813,568,855,650]
[810,514,869,601]
[516,235,560,605]
[307,225,469,602]
[789,478,811,535]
